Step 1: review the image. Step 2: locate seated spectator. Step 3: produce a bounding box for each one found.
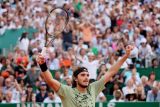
[48,51,60,71]
[138,38,153,68]
[122,79,136,96]
[151,58,159,68]
[110,90,124,102]
[141,76,151,96]
[64,77,72,86]
[125,93,137,102]
[96,92,106,102]
[36,82,48,102]
[43,90,61,103]
[2,77,15,95]
[2,91,18,103]
[146,86,160,102]
[148,72,156,87]
[25,84,34,102]
[110,82,122,95]
[26,64,41,86]
[135,84,146,101]
[123,64,141,85]
[54,71,63,83]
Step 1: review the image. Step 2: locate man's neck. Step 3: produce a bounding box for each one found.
[76,85,87,93]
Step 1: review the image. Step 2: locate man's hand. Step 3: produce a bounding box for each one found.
[125,45,134,57]
[36,54,46,65]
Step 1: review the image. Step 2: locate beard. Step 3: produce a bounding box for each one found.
[77,81,88,88]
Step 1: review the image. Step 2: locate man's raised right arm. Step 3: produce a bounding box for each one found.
[36,54,60,92]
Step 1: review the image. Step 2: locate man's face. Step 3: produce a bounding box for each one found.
[76,72,90,88]
[48,92,55,100]
[5,78,11,88]
[40,85,47,91]
[152,87,158,95]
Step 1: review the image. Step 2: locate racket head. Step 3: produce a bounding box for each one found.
[45,7,69,41]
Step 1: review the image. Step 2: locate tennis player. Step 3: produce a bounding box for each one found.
[36,45,134,107]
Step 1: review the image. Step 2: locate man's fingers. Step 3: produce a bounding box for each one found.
[36,54,46,65]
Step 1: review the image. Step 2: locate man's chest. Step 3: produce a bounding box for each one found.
[69,91,95,107]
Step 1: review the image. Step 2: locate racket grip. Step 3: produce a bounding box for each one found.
[41,47,47,56]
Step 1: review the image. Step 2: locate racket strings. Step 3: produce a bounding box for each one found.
[45,8,69,47]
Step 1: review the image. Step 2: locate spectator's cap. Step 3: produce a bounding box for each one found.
[140,38,147,43]
[87,52,94,56]
[123,29,129,33]
[40,82,46,86]
[73,67,88,77]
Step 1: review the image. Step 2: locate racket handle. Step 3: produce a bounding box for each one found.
[41,47,47,56]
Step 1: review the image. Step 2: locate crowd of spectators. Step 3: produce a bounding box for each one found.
[0,0,160,104]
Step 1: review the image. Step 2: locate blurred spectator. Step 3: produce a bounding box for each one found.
[97,64,108,80]
[48,51,60,71]
[123,64,141,85]
[62,24,73,51]
[96,91,106,102]
[146,86,160,102]
[2,77,15,95]
[141,76,151,96]
[43,90,61,103]
[17,32,29,54]
[138,38,153,67]
[2,91,18,103]
[151,58,159,68]
[25,84,34,102]
[110,90,124,102]
[36,82,48,102]
[76,52,100,80]
[110,82,122,95]
[125,93,137,102]
[54,71,63,83]
[122,79,136,97]
[148,72,156,87]
[64,77,72,86]
[26,64,41,86]
[135,84,146,101]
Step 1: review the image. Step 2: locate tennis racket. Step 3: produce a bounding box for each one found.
[41,7,69,56]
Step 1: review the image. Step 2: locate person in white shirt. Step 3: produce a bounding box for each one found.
[76,52,101,80]
[122,78,136,97]
[17,32,29,54]
[43,90,61,103]
[138,38,153,67]
[2,91,18,103]
[110,90,124,102]
[96,92,106,102]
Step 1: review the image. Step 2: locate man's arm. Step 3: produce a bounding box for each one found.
[36,54,60,92]
[103,45,134,84]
